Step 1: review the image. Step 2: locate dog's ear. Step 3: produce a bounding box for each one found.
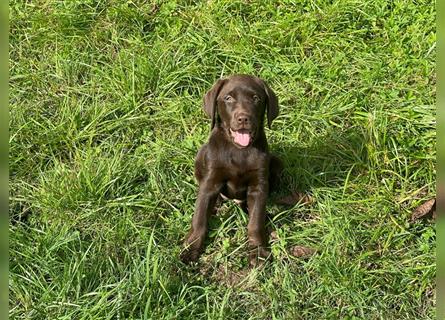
[262,80,279,128]
[203,79,227,129]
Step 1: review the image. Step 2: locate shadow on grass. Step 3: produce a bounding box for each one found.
[272,127,369,195]
[9,201,32,225]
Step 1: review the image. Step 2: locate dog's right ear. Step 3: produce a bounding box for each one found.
[203,79,227,129]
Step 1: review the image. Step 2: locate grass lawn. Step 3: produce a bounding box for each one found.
[9,0,436,319]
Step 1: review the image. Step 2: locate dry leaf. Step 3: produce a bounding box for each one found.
[276,192,314,206]
[411,198,436,221]
[289,245,316,258]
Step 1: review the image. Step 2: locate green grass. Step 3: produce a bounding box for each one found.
[9,0,436,319]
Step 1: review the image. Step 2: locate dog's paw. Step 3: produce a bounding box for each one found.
[248,246,271,268]
[180,248,201,265]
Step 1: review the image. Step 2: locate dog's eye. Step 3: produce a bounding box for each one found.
[224,95,234,102]
[253,95,260,103]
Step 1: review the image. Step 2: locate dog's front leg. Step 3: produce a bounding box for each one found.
[247,171,270,267]
[180,176,222,264]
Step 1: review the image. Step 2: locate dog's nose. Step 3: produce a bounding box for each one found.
[237,115,250,125]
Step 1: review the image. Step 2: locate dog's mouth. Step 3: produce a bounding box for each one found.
[230,128,253,148]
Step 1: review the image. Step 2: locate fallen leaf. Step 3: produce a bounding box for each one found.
[276,192,314,206]
[411,198,436,221]
[289,245,316,258]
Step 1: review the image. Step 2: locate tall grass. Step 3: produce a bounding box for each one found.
[10,1,435,319]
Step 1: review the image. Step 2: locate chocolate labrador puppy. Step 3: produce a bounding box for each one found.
[180,74,282,267]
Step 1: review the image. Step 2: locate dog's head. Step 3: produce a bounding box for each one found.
[203,75,279,148]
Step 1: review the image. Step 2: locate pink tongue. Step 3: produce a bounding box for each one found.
[233,131,251,147]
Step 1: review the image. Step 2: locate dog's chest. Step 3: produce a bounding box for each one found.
[220,159,256,200]
[226,147,266,169]
[212,146,268,200]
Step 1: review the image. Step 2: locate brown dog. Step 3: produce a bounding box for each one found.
[180,75,282,267]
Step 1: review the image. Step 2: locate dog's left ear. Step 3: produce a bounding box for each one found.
[257,78,279,128]
[203,78,227,129]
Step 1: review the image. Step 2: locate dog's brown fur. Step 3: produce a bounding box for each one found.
[180,75,282,267]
